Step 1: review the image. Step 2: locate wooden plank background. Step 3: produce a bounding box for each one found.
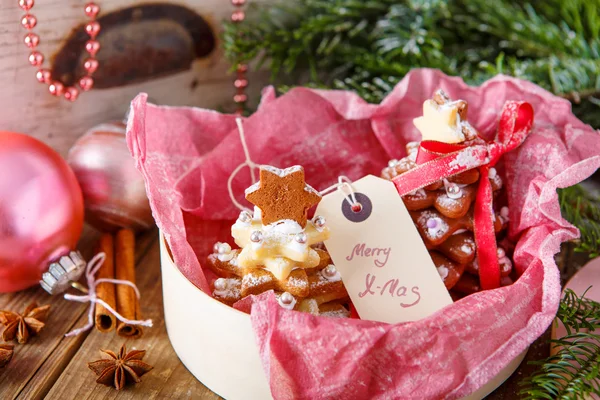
[0,229,223,400]
[0,0,269,157]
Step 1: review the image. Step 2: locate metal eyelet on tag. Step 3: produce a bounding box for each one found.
[341,192,372,223]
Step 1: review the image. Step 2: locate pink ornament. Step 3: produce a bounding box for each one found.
[67,121,153,232]
[231,10,245,22]
[48,81,64,96]
[83,58,99,73]
[85,21,100,38]
[19,0,34,11]
[21,14,37,29]
[28,50,43,66]
[79,76,94,91]
[63,86,79,102]
[234,79,248,89]
[18,0,101,102]
[85,40,100,56]
[35,68,51,83]
[84,2,100,18]
[233,94,247,103]
[24,32,39,48]
[0,132,83,293]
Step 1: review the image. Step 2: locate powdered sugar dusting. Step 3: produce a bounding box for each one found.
[243,273,273,287]
[460,244,474,255]
[262,165,303,177]
[265,219,303,235]
[407,188,427,198]
[448,147,481,172]
[320,309,350,318]
[287,276,308,288]
[435,194,456,208]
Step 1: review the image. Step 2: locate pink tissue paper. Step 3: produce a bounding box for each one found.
[126,69,600,399]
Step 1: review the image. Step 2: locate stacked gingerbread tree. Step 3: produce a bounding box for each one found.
[207,165,349,316]
[382,90,513,298]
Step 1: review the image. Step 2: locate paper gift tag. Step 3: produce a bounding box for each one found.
[315,175,452,324]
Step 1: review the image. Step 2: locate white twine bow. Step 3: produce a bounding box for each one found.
[63,252,153,337]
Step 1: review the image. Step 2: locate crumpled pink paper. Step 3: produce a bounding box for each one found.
[127,69,600,399]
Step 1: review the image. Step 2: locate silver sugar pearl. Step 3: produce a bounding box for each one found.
[489,167,497,179]
[447,184,460,194]
[217,243,231,254]
[388,159,399,168]
[497,247,506,258]
[213,242,221,253]
[313,215,326,228]
[295,232,308,244]
[214,278,226,291]
[239,210,252,223]
[446,183,462,199]
[280,292,294,305]
[323,265,337,277]
[250,230,263,243]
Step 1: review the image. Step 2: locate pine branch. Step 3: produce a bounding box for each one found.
[519,289,600,399]
[559,185,600,258]
[224,0,600,127]
[559,288,600,335]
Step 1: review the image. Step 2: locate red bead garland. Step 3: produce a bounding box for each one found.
[20,1,101,102]
[231,0,247,114]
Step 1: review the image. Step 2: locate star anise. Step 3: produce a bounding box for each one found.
[88,345,154,390]
[0,344,14,368]
[0,302,51,344]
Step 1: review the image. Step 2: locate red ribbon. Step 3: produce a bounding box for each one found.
[392,101,534,290]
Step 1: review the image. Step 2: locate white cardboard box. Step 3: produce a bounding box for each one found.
[160,233,526,400]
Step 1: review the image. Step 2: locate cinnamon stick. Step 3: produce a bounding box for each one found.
[115,229,143,338]
[94,234,117,332]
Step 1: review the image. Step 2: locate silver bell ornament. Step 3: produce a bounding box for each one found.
[67,121,153,232]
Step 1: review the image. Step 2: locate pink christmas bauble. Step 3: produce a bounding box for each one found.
[0,132,84,293]
[67,121,153,232]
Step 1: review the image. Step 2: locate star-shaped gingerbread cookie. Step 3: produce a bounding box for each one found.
[245,165,321,227]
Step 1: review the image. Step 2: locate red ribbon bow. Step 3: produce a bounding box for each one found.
[392,101,534,290]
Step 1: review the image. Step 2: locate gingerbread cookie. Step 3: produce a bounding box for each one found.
[411,208,503,248]
[381,91,515,295]
[430,251,465,290]
[318,302,351,318]
[207,164,350,316]
[245,165,321,227]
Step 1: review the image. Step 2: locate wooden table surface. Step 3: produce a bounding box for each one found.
[0,227,582,400]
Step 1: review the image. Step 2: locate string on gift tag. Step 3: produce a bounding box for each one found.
[228,117,361,212]
[63,252,153,337]
[228,118,259,212]
[319,176,362,212]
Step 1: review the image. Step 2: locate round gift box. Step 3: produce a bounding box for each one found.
[160,232,527,400]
